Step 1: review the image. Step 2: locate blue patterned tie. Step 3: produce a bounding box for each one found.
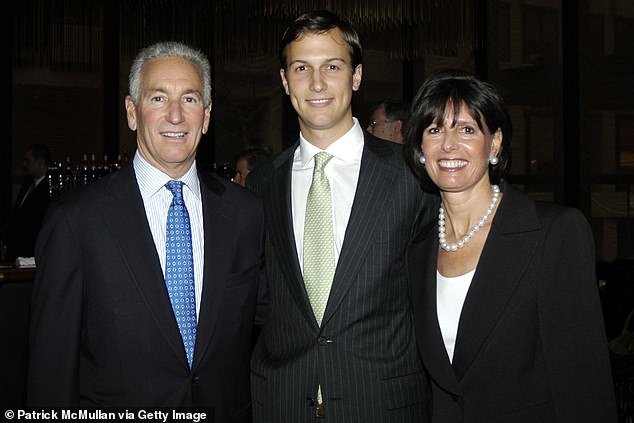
[165,180,197,368]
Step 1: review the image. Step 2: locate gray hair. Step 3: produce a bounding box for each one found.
[128,41,212,107]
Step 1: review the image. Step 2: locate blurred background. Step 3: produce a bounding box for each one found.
[2,0,633,262]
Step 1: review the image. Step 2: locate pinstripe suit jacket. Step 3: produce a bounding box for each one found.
[248,133,437,423]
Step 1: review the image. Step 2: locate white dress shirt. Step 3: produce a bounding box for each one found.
[292,118,365,273]
[133,151,205,317]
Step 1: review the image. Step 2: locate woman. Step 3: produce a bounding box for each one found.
[404,69,617,422]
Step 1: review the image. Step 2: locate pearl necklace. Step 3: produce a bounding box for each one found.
[438,185,500,252]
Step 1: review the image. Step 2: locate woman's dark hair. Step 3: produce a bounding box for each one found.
[404,69,512,187]
[279,10,362,71]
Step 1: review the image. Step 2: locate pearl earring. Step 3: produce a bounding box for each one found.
[419,155,426,165]
[489,156,499,165]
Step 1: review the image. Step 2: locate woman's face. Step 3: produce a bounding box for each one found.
[421,102,502,194]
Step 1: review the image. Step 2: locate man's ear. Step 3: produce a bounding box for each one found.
[280,69,290,95]
[125,96,137,131]
[394,120,404,135]
[352,64,362,91]
[202,102,212,134]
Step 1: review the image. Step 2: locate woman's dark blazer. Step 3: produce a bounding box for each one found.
[407,182,617,423]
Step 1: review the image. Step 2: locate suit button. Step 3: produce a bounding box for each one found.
[192,375,199,383]
[317,337,332,346]
[306,397,315,406]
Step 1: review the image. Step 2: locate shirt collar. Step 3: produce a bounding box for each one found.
[298,117,364,167]
[33,175,46,187]
[133,151,201,200]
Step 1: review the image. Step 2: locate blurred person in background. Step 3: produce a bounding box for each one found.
[4,144,51,261]
[233,147,271,187]
[366,98,408,144]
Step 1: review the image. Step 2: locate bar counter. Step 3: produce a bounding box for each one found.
[0,264,35,408]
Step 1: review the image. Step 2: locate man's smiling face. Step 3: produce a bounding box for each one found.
[126,56,211,179]
[280,28,362,146]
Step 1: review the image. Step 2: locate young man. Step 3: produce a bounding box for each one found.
[248,10,436,423]
[28,42,264,423]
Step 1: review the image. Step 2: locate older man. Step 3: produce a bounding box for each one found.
[28,42,264,423]
[366,98,409,143]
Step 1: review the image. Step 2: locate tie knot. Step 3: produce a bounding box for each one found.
[165,180,184,200]
[313,152,333,172]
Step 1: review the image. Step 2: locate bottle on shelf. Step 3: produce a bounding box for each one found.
[63,156,75,191]
[54,161,64,195]
[110,154,122,173]
[47,162,58,198]
[46,161,64,198]
[78,154,91,186]
[100,155,110,178]
[89,154,99,182]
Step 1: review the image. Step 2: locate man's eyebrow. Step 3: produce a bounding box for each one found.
[143,87,202,96]
[288,57,347,66]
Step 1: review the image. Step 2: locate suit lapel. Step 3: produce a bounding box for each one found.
[409,223,462,395]
[192,171,233,370]
[320,136,397,326]
[102,165,189,367]
[15,178,35,209]
[451,183,542,381]
[268,147,319,327]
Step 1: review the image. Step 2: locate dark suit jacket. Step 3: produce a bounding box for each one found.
[6,177,50,260]
[408,182,617,423]
[28,164,264,423]
[247,133,438,423]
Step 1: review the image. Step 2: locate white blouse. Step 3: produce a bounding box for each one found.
[436,269,476,363]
